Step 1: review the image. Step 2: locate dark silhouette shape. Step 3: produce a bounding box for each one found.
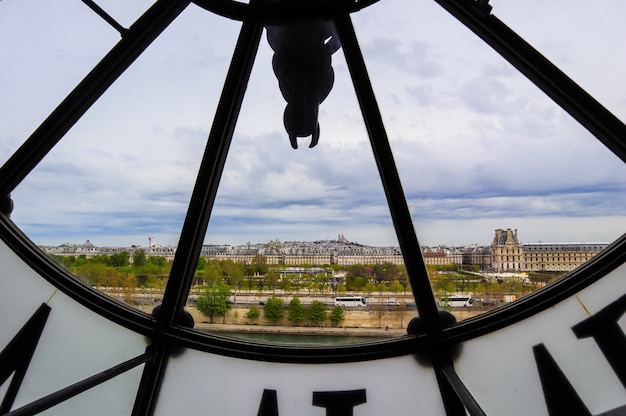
[266,19,341,149]
[0,193,13,216]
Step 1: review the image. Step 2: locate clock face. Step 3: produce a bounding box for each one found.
[1,1,625,415]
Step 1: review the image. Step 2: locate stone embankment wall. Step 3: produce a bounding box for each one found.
[152,306,486,330]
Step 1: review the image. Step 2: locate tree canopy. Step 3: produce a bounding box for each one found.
[246,304,260,322]
[287,297,306,325]
[132,249,147,267]
[307,300,327,326]
[329,305,345,327]
[196,282,232,323]
[263,295,285,325]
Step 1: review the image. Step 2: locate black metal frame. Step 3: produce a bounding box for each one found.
[0,0,624,415]
[0,0,191,196]
[5,350,153,416]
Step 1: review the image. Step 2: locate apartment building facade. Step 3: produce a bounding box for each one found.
[41,229,608,273]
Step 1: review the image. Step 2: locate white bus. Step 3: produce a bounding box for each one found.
[440,295,473,308]
[334,296,367,307]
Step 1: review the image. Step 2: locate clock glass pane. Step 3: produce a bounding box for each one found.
[153,350,445,415]
[1,0,624,350]
[1,0,625,414]
[453,262,626,414]
[0,239,148,415]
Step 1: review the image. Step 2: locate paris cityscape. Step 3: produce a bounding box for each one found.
[39,227,610,331]
[41,228,608,274]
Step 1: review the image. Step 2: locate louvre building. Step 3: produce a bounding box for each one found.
[479,228,608,272]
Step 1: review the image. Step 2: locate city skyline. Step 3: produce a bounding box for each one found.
[19,212,625,249]
[41,229,610,274]
[2,1,624,249]
[42,228,612,251]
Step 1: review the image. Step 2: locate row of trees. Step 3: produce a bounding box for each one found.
[49,250,171,291]
[258,296,344,327]
[428,268,556,300]
[51,251,542,306]
[344,263,408,287]
[51,251,414,298]
[195,285,345,327]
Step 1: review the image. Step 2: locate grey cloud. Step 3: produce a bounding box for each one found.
[361,38,441,77]
[406,84,437,107]
[3,1,624,248]
[458,77,516,114]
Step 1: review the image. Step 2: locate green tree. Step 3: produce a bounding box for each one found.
[376,281,388,295]
[121,274,138,303]
[223,260,245,302]
[335,283,347,295]
[389,279,404,296]
[315,275,328,294]
[241,278,254,293]
[246,304,260,323]
[397,264,409,293]
[307,300,327,327]
[346,264,369,280]
[110,251,129,267]
[202,261,222,287]
[329,305,345,327]
[196,282,232,323]
[92,254,111,266]
[196,256,207,271]
[48,254,75,270]
[264,271,280,293]
[74,255,88,267]
[132,249,147,268]
[249,254,268,275]
[287,297,306,325]
[290,272,303,294]
[346,276,367,291]
[430,271,455,298]
[372,263,391,282]
[74,262,107,286]
[363,282,377,300]
[148,256,167,268]
[279,275,292,292]
[263,295,285,325]
[134,262,161,277]
[503,278,524,296]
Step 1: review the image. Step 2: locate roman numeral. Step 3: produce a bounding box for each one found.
[572,294,626,389]
[533,343,591,415]
[534,293,626,415]
[257,389,279,416]
[0,303,50,413]
[313,390,367,416]
[257,389,367,416]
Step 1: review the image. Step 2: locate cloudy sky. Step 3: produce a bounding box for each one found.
[1,0,624,249]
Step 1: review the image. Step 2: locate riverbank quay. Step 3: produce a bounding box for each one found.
[194,322,406,338]
[137,305,486,333]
